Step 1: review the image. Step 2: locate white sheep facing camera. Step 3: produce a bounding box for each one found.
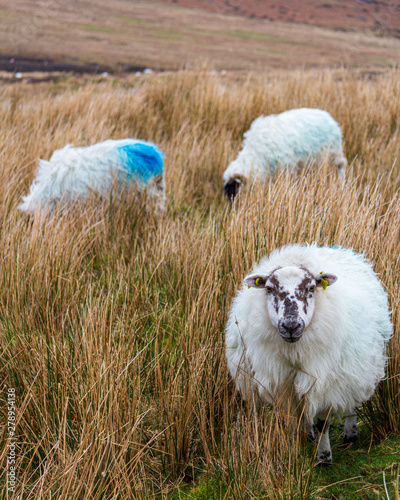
[225,244,392,464]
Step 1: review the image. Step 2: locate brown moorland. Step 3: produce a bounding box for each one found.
[0,0,399,72]
[156,0,400,38]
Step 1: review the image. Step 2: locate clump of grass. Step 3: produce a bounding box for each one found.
[0,68,399,498]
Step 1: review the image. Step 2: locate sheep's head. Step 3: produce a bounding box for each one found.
[223,176,247,201]
[245,266,337,343]
[223,178,241,200]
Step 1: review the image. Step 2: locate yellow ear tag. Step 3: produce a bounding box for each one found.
[255,277,261,286]
[321,277,328,291]
[248,286,251,289]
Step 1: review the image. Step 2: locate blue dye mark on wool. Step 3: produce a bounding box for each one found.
[314,244,340,249]
[117,140,164,183]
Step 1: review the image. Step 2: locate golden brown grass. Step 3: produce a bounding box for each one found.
[0,67,400,498]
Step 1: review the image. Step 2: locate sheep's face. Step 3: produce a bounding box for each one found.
[245,266,337,343]
[223,178,241,200]
[223,176,247,201]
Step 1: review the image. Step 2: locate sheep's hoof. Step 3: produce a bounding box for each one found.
[343,431,358,444]
[317,451,332,466]
[344,423,358,443]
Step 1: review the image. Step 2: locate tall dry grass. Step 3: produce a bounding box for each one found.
[0,68,399,498]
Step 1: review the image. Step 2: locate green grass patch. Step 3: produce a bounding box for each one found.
[156,30,182,41]
[114,15,145,25]
[73,22,118,34]
[312,424,400,499]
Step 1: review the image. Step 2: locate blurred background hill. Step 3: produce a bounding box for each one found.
[157,0,400,38]
[0,0,399,73]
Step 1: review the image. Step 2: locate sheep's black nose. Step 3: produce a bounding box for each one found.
[223,179,241,200]
[282,318,301,333]
[278,317,305,342]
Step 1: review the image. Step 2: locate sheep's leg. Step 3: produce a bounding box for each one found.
[307,420,315,443]
[316,415,332,465]
[336,156,347,180]
[303,412,315,442]
[344,412,358,443]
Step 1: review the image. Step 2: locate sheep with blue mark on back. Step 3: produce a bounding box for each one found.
[223,108,347,199]
[225,244,392,464]
[19,139,165,213]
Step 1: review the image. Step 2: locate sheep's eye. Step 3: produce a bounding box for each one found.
[309,286,315,293]
[266,287,274,294]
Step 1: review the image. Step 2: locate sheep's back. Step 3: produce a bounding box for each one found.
[243,108,343,171]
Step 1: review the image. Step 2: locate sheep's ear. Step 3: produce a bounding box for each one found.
[315,272,338,290]
[244,274,268,288]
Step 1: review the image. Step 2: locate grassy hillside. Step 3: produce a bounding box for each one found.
[0,68,399,498]
[0,0,399,71]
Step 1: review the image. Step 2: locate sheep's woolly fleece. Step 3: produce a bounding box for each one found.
[19,139,164,213]
[223,108,347,185]
[225,244,392,419]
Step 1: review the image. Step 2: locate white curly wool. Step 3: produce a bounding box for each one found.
[225,244,391,463]
[19,139,165,213]
[223,108,347,198]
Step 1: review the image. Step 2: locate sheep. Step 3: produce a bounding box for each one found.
[223,108,347,199]
[19,139,165,213]
[225,244,392,464]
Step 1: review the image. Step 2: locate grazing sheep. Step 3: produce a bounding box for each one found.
[19,139,165,213]
[223,108,347,199]
[225,244,391,464]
